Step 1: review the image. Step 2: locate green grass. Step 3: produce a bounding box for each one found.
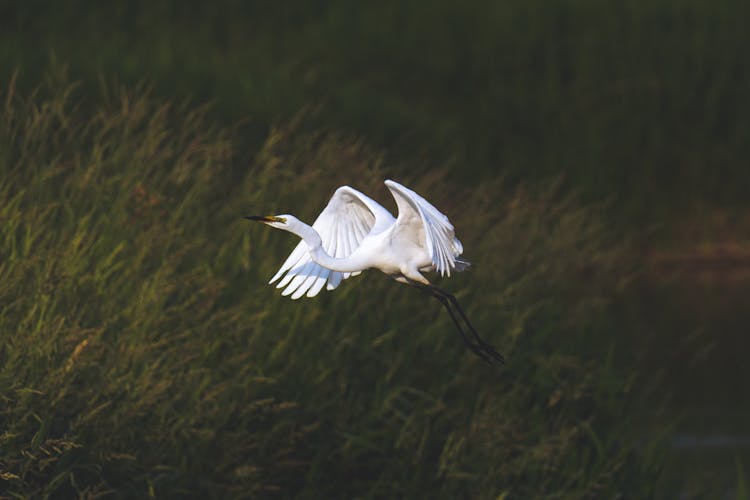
[2,1,748,495]
[1,0,749,223]
[0,77,663,497]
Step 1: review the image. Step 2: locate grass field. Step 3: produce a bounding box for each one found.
[0,80,665,497]
[1,1,749,497]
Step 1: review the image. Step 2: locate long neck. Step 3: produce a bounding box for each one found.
[286,221,370,273]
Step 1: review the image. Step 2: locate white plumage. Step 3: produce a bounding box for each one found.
[260,180,467,300]
[246,179,502,364]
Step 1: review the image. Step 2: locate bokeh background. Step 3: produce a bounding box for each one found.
[1,0,749,497]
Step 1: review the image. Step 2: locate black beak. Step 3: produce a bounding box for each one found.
[244,215,273,222]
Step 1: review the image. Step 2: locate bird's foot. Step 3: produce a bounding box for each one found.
[473,340,504,365]
[467,340,504,365]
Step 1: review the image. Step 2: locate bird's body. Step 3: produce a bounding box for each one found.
[246,179,503,364]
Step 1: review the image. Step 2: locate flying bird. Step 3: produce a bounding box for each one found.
[245,179,503,364]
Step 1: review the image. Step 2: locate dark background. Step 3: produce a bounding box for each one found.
[1,0,749,496]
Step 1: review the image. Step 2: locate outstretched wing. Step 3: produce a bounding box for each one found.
[385,179,464,277]
[269,186,393,299]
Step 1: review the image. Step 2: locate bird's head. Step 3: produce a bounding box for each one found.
[244,214,298,230]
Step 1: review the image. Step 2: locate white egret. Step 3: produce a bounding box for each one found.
[246,179,503,363]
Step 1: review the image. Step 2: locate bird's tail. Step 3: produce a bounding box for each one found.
[454,258,471,272]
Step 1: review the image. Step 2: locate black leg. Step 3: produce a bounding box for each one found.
[411,282,503,364]
[427,285,505,364]
[416,285,493,363]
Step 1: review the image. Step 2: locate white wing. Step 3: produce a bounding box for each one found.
[269,185,393,299]
[385,179,464,277]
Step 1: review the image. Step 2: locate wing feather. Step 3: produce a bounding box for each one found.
[291,265,325,300]
[281,261,314,296]
[268,185,394,299]
[306,268,330,298]
[275,254,305,289]
[384,179,465,277]
[270,245,306,284]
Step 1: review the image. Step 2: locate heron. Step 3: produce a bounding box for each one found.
[245,179,503,364]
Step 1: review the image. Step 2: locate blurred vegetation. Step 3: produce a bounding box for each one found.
[1,0,749,225]
[0,77,664,497]
[1,0,748,497]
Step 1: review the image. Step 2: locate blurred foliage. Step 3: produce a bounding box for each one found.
[0,76,664,497]
[2,0,747,495]
[1,0,749,224]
